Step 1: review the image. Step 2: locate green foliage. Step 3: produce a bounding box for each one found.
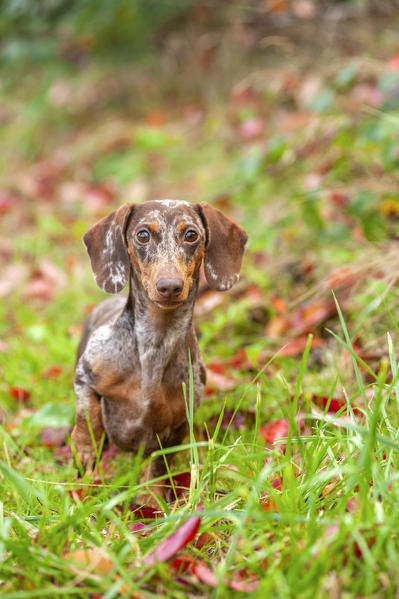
[2,6,399,597]
[0,0,194,63]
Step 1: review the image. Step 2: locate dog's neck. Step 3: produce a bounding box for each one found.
[125,272,198,387]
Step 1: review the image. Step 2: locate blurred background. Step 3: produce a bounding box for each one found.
[2,0,399,418]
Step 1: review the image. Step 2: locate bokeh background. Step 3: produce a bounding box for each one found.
[2,2,399,594]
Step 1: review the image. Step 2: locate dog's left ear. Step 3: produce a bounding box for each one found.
[83,203,135,294]
[196,202,248,291]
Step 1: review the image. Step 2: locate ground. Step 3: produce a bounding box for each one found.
[2,7,399,598]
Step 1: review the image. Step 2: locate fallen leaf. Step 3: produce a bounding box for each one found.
[127,521,152,536]
[388,55,399,71]
[24,259,67,302]
[0,264,28,298]
[265,315,290,339]
[290,299,335,335]
[143,516,201,566]
[125,504,160,520]
[167,472,191,500]
[238,117,264,141]
[41,426,71,447]
[230,571,259,592]
[9,387,31,402]
[312,395,359,414]
[205,369,236,394]
[229,349,251,370]
[42,365,63,380]
[270,296,287,314]
[193,562,219,588]
[194,290,224,315]
[0,191,20,215]
[324,267,356,291]
[278,336,322,357]
[259,419,289,445]
[220,410,246,431]
[65,548,114,574]
[145,110,168,126]
[170,554,195,575]
[54,445,72,462]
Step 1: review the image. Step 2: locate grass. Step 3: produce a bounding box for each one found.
[2,8,399,598]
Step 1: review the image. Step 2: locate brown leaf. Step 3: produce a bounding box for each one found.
[65,548,114,575]
[265,315,290,339]
[278,336,322,357]
[290,299,335,335]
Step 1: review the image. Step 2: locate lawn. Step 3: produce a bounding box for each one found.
[2,4,399,597]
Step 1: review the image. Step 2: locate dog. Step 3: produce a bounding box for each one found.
[71,199,247,502]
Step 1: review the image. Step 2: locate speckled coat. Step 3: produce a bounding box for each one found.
[71,199,247,499]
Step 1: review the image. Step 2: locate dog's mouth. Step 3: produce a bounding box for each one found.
[154,298,184,310]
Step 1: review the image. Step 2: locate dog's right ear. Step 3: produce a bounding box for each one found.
[83,204,135,294]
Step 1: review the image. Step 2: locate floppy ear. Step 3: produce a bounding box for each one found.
[196,202,248,291]
[83,204,135,294]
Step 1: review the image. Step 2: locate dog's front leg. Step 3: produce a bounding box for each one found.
[71,378,104,475]
[138,421,189,507]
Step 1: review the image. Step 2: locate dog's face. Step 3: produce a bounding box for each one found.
[126,200,206,308]
[83,199,248,308]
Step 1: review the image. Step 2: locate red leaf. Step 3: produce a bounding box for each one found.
[170,554,195,574]
[220,410,245,431]
[207,361,226,375]
[41,426,71,447]
[312,395,348,413]
[145,110,168,127]
[9,387,31,402]
[238,117,264,141]
[0,191,19,215]
[127,504,160,520]
[259,419,289,445]
[127,522,152,537]
[193,562,219,588]
[54,445,72,461]
[290,299,335,335]
[143,516,201,566]
[278,336,322,357]
[67,488,85,501]
[42,365,63,380]
[229,349,251,370]
[270,296,287,314]
[205,369,236,394]
[230,572,259,592]
[260,494,278,512]
[388,55,399,71]
[195,532,213,550]
[324,266,356,291]
[170,472,191,499]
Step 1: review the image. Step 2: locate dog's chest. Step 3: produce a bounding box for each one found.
[91,351,187,452]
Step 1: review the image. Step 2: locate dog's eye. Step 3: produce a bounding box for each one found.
[137,230,150,243]
[184,230,198,243]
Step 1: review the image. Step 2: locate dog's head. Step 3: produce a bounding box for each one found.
[83,199,248,309]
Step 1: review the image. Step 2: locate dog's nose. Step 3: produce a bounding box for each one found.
[156,277,184,299]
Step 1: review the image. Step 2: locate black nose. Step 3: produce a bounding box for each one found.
[156,277,184,299]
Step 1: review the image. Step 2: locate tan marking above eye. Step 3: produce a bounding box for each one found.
[177,222,187,234]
